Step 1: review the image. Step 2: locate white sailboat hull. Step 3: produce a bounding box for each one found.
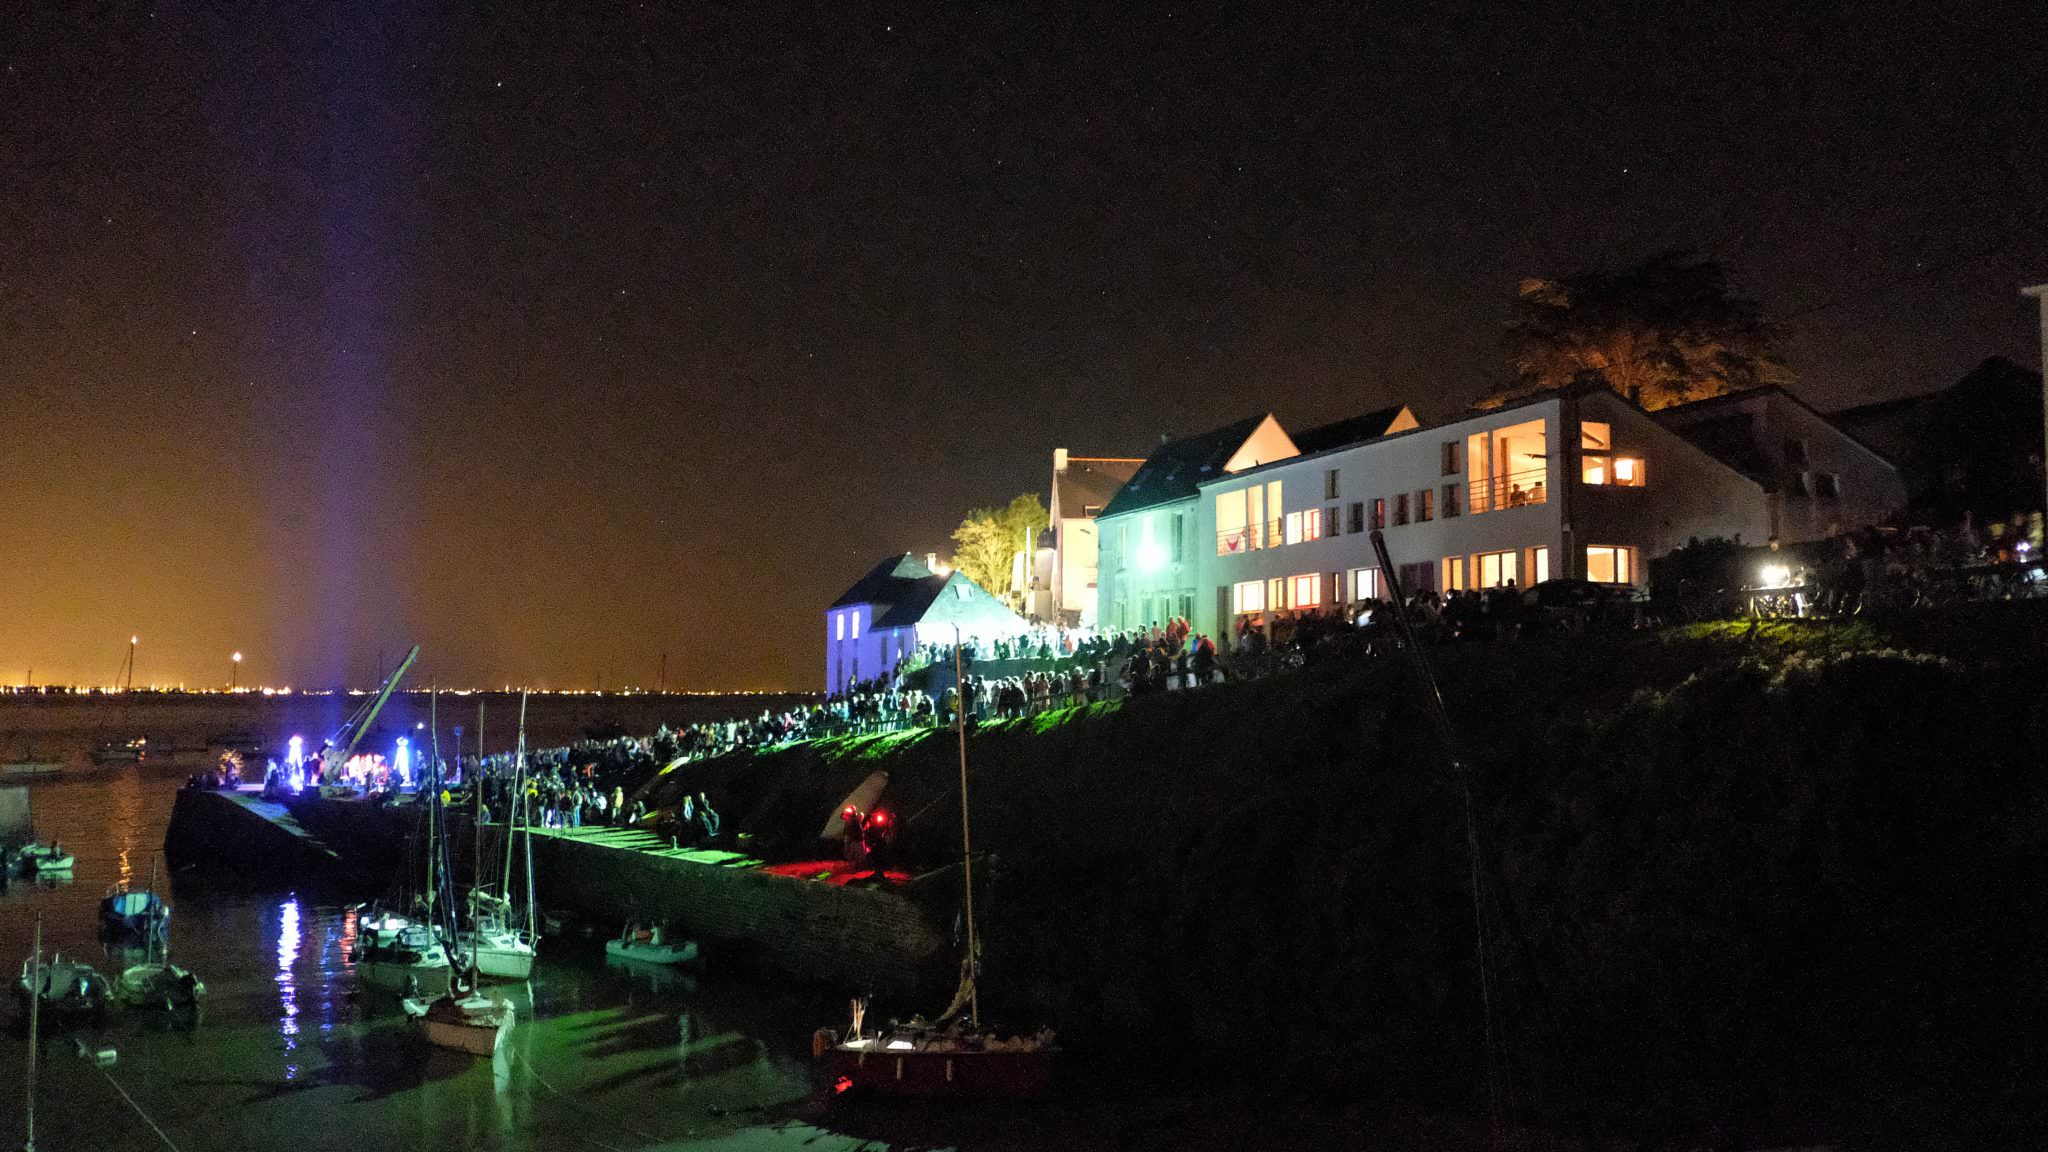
[469,940,535,981]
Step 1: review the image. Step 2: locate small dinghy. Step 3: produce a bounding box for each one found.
[404,986,514,1056]
[118,961,204,1009]
[101,885,170,937]
[15,953,113,1021]
[605,922,697,966]
[15,842,74,875]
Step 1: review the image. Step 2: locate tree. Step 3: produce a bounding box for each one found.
[1482,250,1792,411]
[949,492,1048,600]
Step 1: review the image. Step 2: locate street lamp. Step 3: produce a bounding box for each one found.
[231,651,242,692]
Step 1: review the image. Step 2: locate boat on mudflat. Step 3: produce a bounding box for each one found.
[813,638,1058,1101]
[404,989,514,1055]
[814,1028,1058,1099]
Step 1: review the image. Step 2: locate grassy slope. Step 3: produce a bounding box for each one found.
[678,604,2048,1143]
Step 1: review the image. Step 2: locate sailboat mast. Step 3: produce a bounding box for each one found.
[25,912,40,1152]
[953,628,979,1029]
[426,689,438,926]
[518,691,537,943]
[148,855,160,968]
[502,691,527,897]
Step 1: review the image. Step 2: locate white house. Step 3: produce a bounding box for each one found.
[1652,385,1908,544]
[824,554,1028,695]
[1095,381,1905,643]
[1045,449,1145,626]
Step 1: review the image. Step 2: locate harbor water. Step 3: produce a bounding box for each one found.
[0,697,1049,1152]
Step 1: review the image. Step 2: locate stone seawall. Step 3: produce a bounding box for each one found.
[162,788,949,996]
[528,829,948,998]
[163,788,375,887]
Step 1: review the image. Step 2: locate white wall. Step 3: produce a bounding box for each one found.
[1197,401,1572,638]
[1096,498,1201,631]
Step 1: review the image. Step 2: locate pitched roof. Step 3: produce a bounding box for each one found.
[1098,414,1270,519]
[827,553,935,609]
[1653,384,1900,469]
[1289,405,1412,455]
[1052,457,1143,519]
[875,571,1024,631]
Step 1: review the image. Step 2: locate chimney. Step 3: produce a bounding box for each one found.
[1053,448,1068,473]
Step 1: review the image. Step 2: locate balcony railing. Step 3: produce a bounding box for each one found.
[1468,467,1550,514]
[1216,519,1292,555]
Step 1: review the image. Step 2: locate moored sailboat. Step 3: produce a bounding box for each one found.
[403,687,516,1055]
[114,857,204,1009]
[813,635,1057,1099]
[457,692,538,982]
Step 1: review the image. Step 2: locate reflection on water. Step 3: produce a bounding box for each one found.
[277,897,300,1080]
[0,768,837,1151]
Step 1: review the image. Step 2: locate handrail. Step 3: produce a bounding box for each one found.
[1467,467,1550,513]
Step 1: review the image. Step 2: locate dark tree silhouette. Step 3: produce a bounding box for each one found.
[1480,250,1792,411]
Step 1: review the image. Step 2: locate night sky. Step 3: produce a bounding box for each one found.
[3,2,2042,691]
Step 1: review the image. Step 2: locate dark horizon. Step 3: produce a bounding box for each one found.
[4,2,2043,690]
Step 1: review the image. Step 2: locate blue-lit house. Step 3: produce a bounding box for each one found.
[823,553,1027,695]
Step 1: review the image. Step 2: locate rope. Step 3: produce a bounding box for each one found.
[93,1063,185,1152]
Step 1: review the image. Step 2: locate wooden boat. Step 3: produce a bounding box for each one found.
[605,923,697,966]
[814,1029,1058,1099]
[813,635,1057,1100]
[404,989,514,1055]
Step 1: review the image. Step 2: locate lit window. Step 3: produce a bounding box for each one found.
[1232,580,1266,614]
[1583,459,1607,485]
[835,613,844,641]
[1586,545,1634,584]
[1442,556,1466,592]
[1349,567,1383,601]
[1304,509,1322,541]
[1290,573,1322,608]
[1267,577,1284,610]
[1475,550,1519,589]
[1371,499,1386,530]
[1581,421,1612,451]
[1216,488,1255,554]
[955,584,970,600]
[1530,546,1550,584]
[851,612,860,640]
